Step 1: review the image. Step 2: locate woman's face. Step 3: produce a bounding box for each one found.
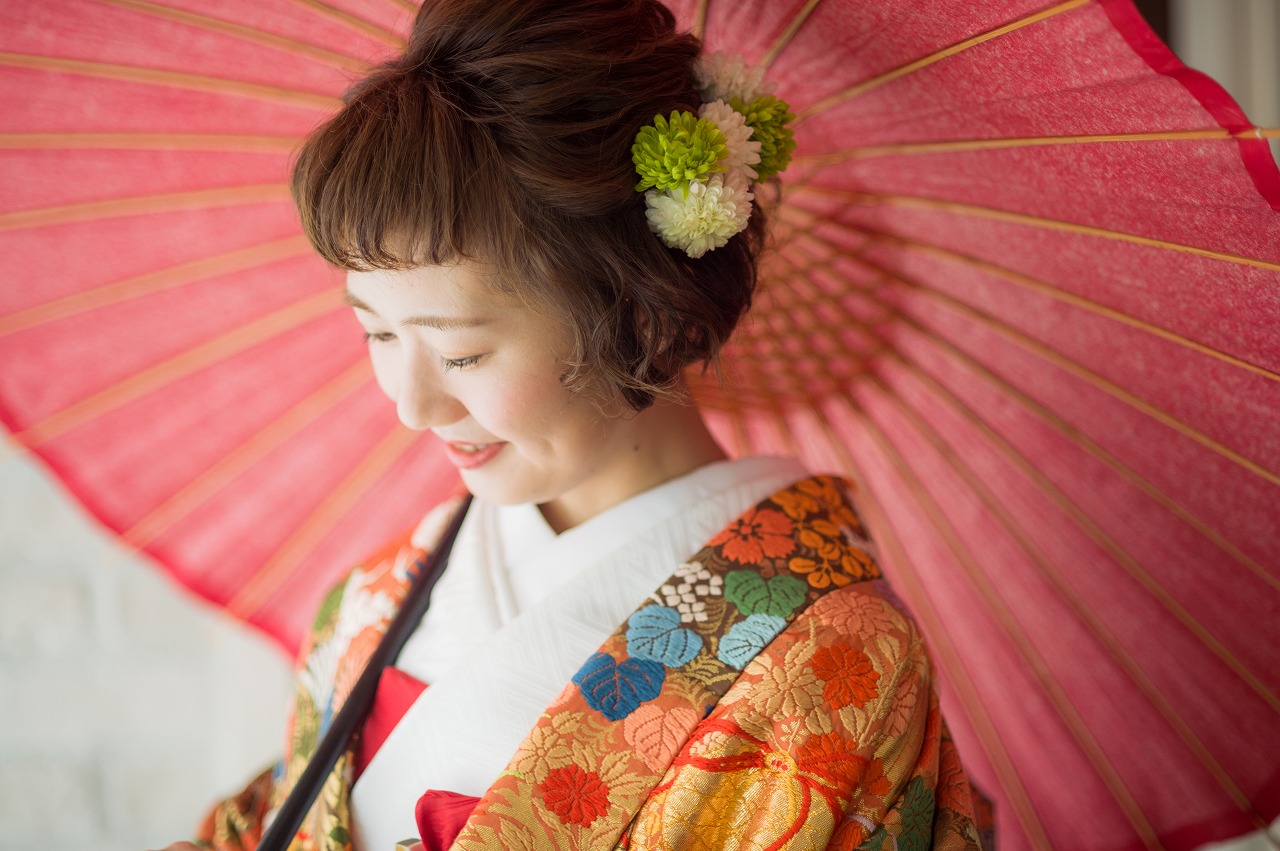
[345,261,679,527]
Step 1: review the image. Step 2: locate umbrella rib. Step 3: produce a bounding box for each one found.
[0,184,292,232]
[89,0,371,70]
[792,187,1280,273]
[770,253,885,387]
[0,132,300,153]
[760,0,825,71]
[870,354,1271,826]
[792,127,1280,165]
[727,259,863,402]
[795,248,1280,713]
[0,52,340,111]
[827,399,1055,851]
[794,0,1090,122]
[713,268,802,413]
[722,405,753,457]
[777,224,1274,585]
[790,247,1280,713]
[818,215,1280,385]
[226,423,425,619]
[281,0,406,48]
[862,373,1170,849]
[773,410,802,458]
[912,327,1276,584]
[123,361,373,549]
[861,255,1280,489]
[15,289,345,447]
[692,0,709,40]
[775,208,1280,488]
[0,235,313,337]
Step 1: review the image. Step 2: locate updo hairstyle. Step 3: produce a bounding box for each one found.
[291,0,767,410]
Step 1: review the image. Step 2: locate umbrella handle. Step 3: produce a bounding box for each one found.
[257,495,473,851]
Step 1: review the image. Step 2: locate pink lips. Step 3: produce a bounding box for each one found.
[442,440,506,470]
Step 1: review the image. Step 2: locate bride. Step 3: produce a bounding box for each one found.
[165,0,986,847]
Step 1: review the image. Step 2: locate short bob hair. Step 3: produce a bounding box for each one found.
[291,0,766,410]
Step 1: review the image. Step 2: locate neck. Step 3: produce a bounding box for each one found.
[538,396,727,534]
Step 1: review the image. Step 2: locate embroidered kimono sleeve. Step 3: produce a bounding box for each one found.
[193,579,344,850]
[193,579,342,850]
[624,583,983,851]
[197,766,275,850]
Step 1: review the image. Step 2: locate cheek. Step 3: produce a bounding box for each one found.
[474,371,576,447]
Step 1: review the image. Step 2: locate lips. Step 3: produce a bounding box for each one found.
[442,440,506,470]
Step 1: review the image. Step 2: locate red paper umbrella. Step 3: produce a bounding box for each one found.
[1,1,1277,849]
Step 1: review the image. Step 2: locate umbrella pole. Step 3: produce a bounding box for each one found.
[257,496,473,851]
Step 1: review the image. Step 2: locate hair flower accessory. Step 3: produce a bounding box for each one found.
[730,95,796,181]
[698,100,761,183]
[634,56,794,258]
[645,172,754,259]
[695,51,774,104]
[632,110,728,196]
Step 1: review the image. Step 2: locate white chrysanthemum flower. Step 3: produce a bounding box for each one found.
[695,51,774,104]
[699,100,761,183]
[644,171,753,258]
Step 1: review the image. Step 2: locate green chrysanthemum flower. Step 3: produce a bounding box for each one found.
[731,94,796,181]
[632,110,728,196]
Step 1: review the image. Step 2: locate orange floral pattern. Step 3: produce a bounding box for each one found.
[459,476,984,850]
[202,478,985,851]
[812,643,880,709]
[791,518,878,589]
[538,765,612,827]
[709,506,795,562]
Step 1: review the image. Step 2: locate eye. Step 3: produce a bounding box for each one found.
[363,331,397,344]
[441,354,484,371]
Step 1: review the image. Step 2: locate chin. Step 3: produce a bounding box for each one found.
[458,469,551,507]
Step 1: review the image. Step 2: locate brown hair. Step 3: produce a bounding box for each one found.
[291,0,766,410]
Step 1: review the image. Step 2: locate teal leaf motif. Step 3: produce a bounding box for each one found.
[857,826,887,851]
[898,775,937,851]
[716,614,786,669]
[724,571,807,618]
[627,605,704,667]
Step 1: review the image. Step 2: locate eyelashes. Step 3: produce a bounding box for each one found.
[363,332,484,371]
[441,354,483,371]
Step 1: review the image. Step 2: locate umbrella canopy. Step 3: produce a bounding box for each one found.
[0,1,1276,849]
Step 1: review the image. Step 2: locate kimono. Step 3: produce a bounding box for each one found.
[199,475,986,851]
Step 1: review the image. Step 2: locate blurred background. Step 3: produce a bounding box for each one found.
[0,1,1276,849]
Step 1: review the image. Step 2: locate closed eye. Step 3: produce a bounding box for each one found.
[441,354,484,371]
[363,331,397,344]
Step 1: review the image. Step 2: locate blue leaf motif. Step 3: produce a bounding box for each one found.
[716,614,787,669]
[571,652,665,721]
[627,605,704,667]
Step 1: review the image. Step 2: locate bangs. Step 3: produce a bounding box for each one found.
[290,68,522,273]
[288,0,760,412]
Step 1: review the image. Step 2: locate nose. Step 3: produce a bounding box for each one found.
[395,350,466,431]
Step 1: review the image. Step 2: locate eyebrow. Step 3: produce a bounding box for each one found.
[344,289,491,331]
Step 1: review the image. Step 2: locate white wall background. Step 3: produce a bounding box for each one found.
[0,4,1275,851]
[0,440,292,851]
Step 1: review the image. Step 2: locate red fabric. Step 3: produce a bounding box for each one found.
[353,666,428,781]
[415,790,481,851]
[1096,0,1280,207]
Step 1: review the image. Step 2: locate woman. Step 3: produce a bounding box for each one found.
[169,0,987,847]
